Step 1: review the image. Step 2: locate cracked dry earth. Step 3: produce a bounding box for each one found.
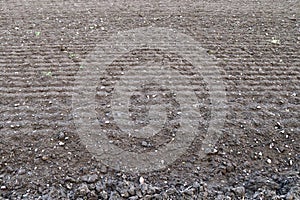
[0,0,299,199]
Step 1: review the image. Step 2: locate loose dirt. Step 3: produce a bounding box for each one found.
[0,0,299,199]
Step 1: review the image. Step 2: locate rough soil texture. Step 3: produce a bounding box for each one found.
[0,0,299,199]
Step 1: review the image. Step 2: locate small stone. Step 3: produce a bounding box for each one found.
[288,16,297,21]
[141,183,148,194]
[60,45,67,51]
[95,182,104,192]
[89,190,98,199]
[100,190,108,199]
[100,165,108,173]
[77,183,90,196]
[267,159,272,164]
[205,148,218,154]
[275,122,282,129]
[166,187,177,195]
[216,195,231,200]
[139,176,145,184]
[128,185,136,196]
[152,194,162,199]
[88,174,98,183]
[66,183,73,190]
[58,141,65,146]
[193,181,201,189]
[65,176,76,183]
[82,174,98,183]
[18,168,26,175]
[109,191,121,200]
[136,189,143,198]
[72,57,81,63]
[143,195,152,200]
[232,186,245,196]
[183,188,195,196]
[119,189,130,198]
[41,155,49,161]
[1,185,7,190]
[141,141,148,147]
[128,196,139,200]
[6,166,14,173]
[57,132,65,140]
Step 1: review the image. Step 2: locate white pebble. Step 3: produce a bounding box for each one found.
[139,176,145,184]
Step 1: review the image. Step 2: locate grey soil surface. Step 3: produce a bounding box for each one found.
[0,0,299,199]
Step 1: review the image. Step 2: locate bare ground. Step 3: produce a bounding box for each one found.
[0,0,299,199]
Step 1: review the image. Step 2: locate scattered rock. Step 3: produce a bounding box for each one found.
[41,155,49,161]
[128,196,139,200]
[60,45,67,51]
[100,190,108,200]
[81,174,98,183]
[17,168,26,175]
[66,183,73,190]
[65,176,77,183]
[182,187,195,196]
[166,187,177,195]
[57,132,65,140]
[141,183,148,195]
[141,141,148,147]
[6,166,14,173]
[232,186,245,196]
[216,194,231,200]
[1,185,7,190]
[128,185,136,196]
[58,141,65,146]
[139,176,145,184]
[119,189,130,198]
[95,181,104,192]
[100,165,108,174]
[109,191,121,200]
[77,184,90,196]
